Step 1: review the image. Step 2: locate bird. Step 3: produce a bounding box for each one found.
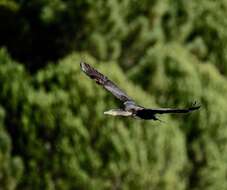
[80,62,200,120]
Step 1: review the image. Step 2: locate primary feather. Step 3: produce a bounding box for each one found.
[139,106,201,114]
[80,62,132,102]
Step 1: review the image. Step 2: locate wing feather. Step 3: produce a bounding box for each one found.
[138,105,200,115]
[80,62,132,102]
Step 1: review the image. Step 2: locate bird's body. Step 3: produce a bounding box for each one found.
[80,62,200,120]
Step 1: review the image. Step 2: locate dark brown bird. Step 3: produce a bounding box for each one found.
[80,62,200,120]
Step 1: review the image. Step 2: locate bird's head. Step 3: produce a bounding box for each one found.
[104,109,132,116]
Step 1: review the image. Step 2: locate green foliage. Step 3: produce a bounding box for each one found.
[128,42,227,190]
[0,100,23,190]
[0,50,190,189]
[1,0,227,189]
[2,0,227,73]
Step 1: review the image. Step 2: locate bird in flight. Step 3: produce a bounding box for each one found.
[80,62,200,120]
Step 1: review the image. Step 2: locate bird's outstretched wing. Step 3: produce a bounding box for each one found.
[80,62,133,102]
[137,104,200,115]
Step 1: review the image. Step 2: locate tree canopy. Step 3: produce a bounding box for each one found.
[0,0,227,189]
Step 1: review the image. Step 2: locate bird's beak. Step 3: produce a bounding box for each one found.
[104,110,115,115]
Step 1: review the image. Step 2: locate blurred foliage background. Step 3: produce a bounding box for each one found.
[0,0,227,189]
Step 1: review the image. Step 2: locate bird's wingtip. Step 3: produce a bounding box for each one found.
[190,103,201,111]
[80,61,88,72]
[194,105,201,110]
[80,61,84,68]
